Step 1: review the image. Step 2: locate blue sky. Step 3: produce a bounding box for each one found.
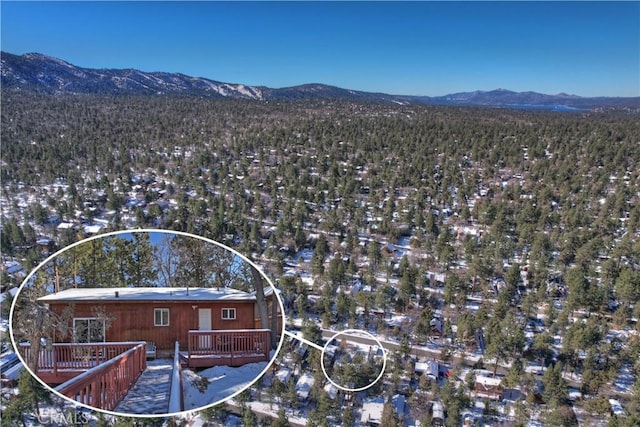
[1,1,638,97]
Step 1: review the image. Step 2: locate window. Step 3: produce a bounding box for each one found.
[154,308,170,326]
[221,308,236,320]
[73,318,105,343]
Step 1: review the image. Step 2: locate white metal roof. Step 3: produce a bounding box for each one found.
[295,372,315,399]
[360,396,385,424]
[476,376,502,387]
[38,287,256,302]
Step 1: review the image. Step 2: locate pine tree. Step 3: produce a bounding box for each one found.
[341,405,355,427]
[271,407,289,427]
[17,369,52,419]
[126,232,158,287]
[380,401,401,427]
[241,405,258,427]
[543,363,568,406]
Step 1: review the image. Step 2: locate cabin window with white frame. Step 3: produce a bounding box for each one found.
[154,308,170,326]
[73,318,105,343]
[222,308,236,320]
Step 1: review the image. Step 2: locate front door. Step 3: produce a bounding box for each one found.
[198,309,212,349]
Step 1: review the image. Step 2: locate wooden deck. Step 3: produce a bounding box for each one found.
[54,343,147,411]
[114,358,173,414]
[183,329,271,368]
[20,342,146,384]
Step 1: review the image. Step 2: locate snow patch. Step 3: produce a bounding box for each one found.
[182,361,268,409]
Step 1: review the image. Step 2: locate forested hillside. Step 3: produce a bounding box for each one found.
[2,91,640,425]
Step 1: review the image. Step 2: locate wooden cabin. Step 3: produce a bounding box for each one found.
[474,375,503,400]
[38,287,260,355]
[431,401,445,427]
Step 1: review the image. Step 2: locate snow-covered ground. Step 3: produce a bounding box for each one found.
[613,364,635,394]
[233,399,309,426]
[385,314,410,327]
[182,361,269,410]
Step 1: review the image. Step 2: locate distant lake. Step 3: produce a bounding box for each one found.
[502,104,589,112]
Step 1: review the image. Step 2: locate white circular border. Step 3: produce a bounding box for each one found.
[9,228,287,419]
[320,328,387,393]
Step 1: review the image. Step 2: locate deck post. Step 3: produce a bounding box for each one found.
[92,376,100,408]
[53,345,58,376]
[230,331,234,365]
[265,331,270,360]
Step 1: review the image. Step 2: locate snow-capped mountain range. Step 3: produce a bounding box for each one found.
[2,52,638,111]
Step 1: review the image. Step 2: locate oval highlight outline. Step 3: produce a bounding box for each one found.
[9,228,287,418]
[320,328,387,393]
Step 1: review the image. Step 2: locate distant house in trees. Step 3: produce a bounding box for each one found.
[360,395,405,426]
[430,401,445,427]
[426,271,446,285]
[474,375,503,400]
[295,372,315,400]
[2,260,24,276]
[415,359,439,380]
[360,396,385,425]
[609,398,625,417]
[36,237,55,255]
[492,278,507,295]
[502,388,524,404]
[430,317,444,336]
[273,367,292,385]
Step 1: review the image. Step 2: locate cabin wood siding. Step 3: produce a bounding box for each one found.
[47,300,255,351]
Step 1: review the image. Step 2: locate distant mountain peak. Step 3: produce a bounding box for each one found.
[555,92,580,98]
[1,51,638,111]
[23,52,75,67]
[23,52,53,59]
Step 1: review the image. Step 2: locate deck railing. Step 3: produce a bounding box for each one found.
[54,342,147,411]
[187,329,270,365]
[168,341,184,413]
[20,342,144,376]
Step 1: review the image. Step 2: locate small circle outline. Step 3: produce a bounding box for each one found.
[320,328,387,393]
